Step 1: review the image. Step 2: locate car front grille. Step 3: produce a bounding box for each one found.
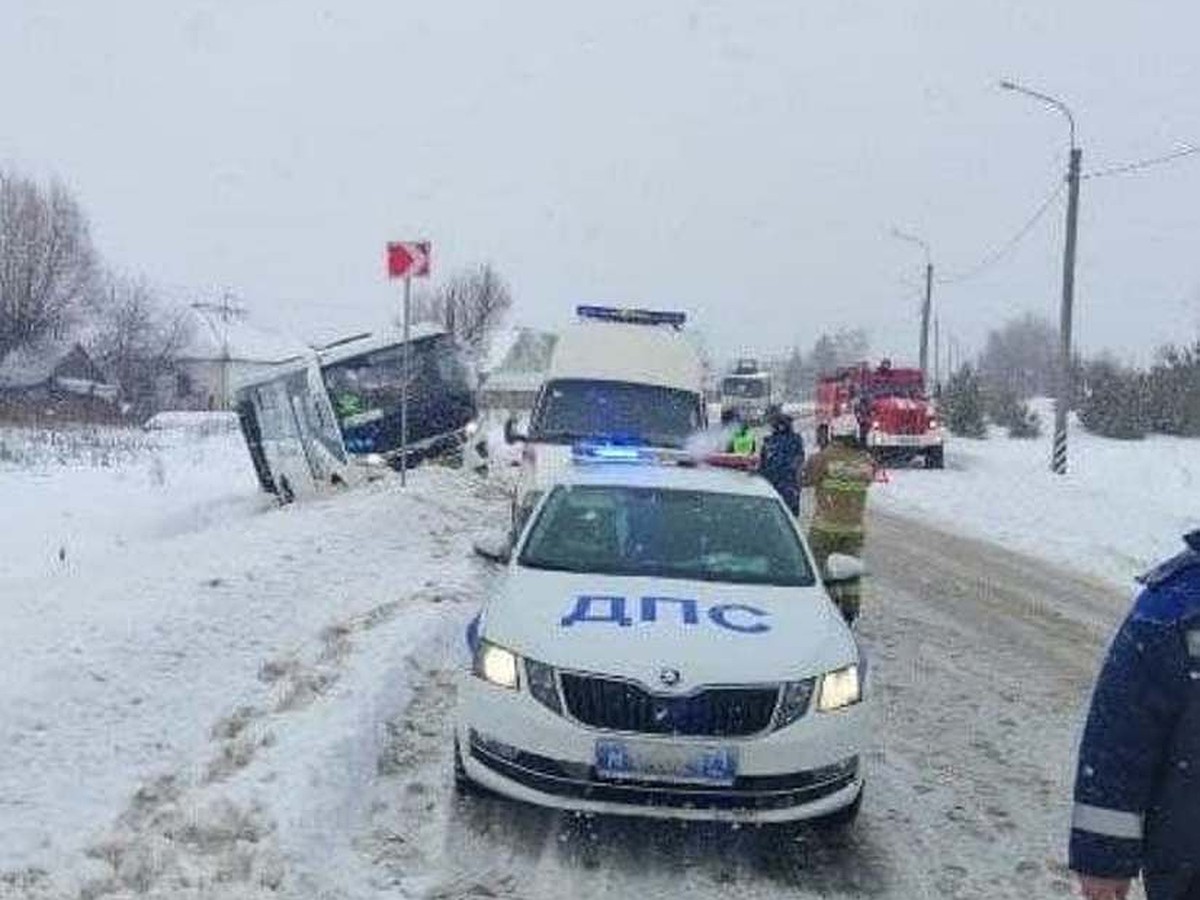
[559,672,779,737]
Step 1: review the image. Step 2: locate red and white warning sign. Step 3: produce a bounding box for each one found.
[386,241,431,279]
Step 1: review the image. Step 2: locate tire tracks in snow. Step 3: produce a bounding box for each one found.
[67,586,475,900]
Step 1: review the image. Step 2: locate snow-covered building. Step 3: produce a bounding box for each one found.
[167,309,310,411]
[0,339,119,423]
[478,327,556,411]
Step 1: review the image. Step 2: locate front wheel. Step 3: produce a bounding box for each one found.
[453,739,487,797]
[816,424,830,449]
[811,786,863,834]
[925,446,944,469]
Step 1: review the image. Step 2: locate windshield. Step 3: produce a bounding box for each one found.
[528,379,702,447]
[721,377,768,399]
[322,335,472,427]
[519,484,815,586]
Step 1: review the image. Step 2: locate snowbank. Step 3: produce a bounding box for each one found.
[0,427,502,896]
[873,399,1200,592]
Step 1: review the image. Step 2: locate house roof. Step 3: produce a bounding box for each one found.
[179,307,310,364]
[0,339,92,389]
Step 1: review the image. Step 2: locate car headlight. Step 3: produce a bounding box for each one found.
[473,640,519,690]
[817,665,862,712]
[773,678,816,729]
[523,658,562,714]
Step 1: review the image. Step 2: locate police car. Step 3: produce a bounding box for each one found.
[458,444,869,827]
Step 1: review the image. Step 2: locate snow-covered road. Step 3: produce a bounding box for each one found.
[1,426,1133,899]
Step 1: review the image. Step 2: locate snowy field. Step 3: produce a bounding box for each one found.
[873,400,1200,594]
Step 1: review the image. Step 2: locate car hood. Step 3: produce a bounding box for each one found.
[481,569,857,687]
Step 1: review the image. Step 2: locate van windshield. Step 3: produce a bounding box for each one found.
[528,379,702,448]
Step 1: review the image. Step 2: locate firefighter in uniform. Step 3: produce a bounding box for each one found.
[1070,530,1200,900]
[801,431,875,623]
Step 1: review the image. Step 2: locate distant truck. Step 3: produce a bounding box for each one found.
[719,358,773,425]
[815,360,944,468]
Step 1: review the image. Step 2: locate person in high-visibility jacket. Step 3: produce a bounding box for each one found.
[728,421,758,456]
[1069,530,1200,900]
[801,431,875,623]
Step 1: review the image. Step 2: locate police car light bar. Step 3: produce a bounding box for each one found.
[575,305,687,327]
[571,442,695,467]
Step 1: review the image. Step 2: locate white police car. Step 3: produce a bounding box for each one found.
[458,444,869,827]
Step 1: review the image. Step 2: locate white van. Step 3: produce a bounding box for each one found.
[505,305,706,527]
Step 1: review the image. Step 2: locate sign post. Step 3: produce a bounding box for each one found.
[386,241,431,486]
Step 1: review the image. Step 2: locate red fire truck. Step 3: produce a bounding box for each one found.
[815,360,944,468]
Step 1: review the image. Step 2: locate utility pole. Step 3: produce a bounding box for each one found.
[891,229,934,383]
[919,261,934,381]
[191,294,247,410]
[933,315,941,392]
[1055,147,1083,474]
[1000,79,1080,475]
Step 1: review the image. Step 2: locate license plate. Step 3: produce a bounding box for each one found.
[880,434,925,446]
[595,739,738,786]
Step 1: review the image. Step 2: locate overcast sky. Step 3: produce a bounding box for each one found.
[4,0,1199,366]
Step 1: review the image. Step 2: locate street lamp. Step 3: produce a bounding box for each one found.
[1000,79,1082,476]
[891,228,934,383]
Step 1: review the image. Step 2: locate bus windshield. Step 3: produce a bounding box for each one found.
[528,378,702,448]
[320,334,475,451]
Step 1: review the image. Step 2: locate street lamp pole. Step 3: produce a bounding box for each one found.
[1000,79,1081,475]
[892,229,934,382]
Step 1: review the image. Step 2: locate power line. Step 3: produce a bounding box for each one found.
[936,181,1065,285]
[1082,144,1200,180]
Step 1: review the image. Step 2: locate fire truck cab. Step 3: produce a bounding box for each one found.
[815,360,944,469]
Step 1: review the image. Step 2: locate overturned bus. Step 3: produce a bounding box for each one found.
[234,326,486,501]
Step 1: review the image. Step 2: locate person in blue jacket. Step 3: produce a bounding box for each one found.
[1070,530,1200,900]
[759,409,804,515]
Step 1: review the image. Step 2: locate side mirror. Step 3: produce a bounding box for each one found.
[824,553,867,584]
[473,533,512,565]
[503,416,526,445]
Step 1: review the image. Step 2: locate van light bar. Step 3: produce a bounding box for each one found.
[575,305,687,327]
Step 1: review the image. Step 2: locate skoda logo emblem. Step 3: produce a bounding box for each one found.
[659,667,682,687]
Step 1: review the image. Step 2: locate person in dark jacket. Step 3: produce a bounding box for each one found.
[759,410,804,515]
[1069,529,1200,900]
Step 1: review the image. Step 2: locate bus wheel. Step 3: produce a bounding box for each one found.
[277,476,295,504]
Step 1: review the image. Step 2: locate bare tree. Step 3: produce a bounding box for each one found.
[0,170,97,359]
[89,275,192,416]
[414,262,513,362]
[979,313,1057,399]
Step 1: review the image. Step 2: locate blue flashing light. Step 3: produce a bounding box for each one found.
[571,441,696,467]
[576,305,687,327]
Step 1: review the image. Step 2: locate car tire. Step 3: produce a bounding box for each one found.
[926,446,944,469]
[453,739,484,796]
[816,424,830,449]
[810,786,863,835]
[277,476,295,505]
